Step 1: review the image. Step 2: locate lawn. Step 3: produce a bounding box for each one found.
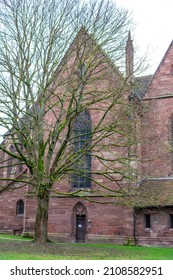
[0,233,173,260]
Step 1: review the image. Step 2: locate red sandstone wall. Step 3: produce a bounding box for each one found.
[144,42,173,99]
[48,197,134,243]
[42,32,130,193]
[0,187,26,233]
[141,98,173,177]
[21,195,134,244]
[141,42,173,177]
[136,208,173,246]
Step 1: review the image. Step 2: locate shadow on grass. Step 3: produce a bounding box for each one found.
[0,234,173,260]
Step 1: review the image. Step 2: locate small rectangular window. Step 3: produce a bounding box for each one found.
[145,214,151,228]
[170,214,173,228]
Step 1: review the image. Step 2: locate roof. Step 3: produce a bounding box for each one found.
[140,40,173,101]
[134,178,173,208]
[134,75,153,99]
[148,40,173,86]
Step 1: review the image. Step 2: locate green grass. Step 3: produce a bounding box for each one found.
[0,234,173,259]
[0,233,32,241]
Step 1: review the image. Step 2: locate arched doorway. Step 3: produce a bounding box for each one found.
[73,203,87,243]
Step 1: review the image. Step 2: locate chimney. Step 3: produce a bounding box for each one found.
[125,31,134,83]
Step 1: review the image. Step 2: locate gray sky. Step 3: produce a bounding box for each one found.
[116,0,173,74]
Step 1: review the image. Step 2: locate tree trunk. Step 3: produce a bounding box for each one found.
[35,190,50,243]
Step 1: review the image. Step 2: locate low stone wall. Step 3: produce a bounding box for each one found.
[136,236,173,247]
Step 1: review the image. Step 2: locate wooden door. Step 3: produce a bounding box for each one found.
[76,215,86,242]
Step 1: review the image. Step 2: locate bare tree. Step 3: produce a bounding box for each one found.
[0,0,140,242]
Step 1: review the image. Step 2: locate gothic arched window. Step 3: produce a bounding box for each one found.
[16,199,24,215]
[72,110,92,188]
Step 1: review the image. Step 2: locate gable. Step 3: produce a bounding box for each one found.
[53,27,124,89]
[143,40,173,100]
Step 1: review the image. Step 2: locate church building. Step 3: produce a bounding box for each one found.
[1,29,173,246]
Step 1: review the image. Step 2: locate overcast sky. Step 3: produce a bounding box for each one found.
[116,0,173,74]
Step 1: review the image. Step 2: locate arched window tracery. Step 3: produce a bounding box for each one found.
[72,110,92,188]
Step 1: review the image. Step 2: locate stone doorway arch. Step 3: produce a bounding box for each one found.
[73,203,87,242]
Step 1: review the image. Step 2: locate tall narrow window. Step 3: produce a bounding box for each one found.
[7,145,15,177]
[17,144,23,174]
[77,63,86,79]
[16,199,24,215]
[144,214,151,228]
[171,117,173,170]
[0,150,5,178]
[72,110,92,188]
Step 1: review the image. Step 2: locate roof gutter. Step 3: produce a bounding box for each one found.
[137,176,173,187]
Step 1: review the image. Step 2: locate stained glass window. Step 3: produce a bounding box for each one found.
[72,110,92,188]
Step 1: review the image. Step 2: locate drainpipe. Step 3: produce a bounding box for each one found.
[133,207,137,246]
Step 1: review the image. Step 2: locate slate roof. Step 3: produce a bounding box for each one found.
[134,75,153,99]
[135,178,173,208]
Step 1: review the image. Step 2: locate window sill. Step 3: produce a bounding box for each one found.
[70,188,91,196]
